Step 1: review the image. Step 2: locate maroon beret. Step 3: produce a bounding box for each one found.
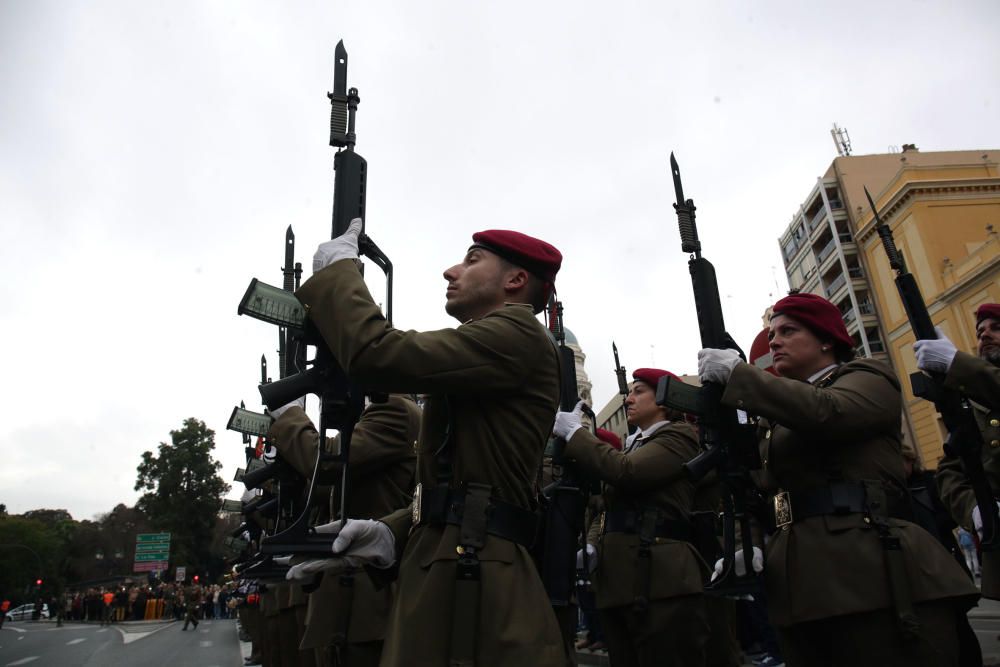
[976,303,1000,324]
[772,293,854,350]
[470,230,562,283]
[632,367,680,389]
[595,428,622,451]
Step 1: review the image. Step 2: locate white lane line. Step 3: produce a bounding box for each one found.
[6,657,39,665]
[95,628,108,633]
[115,622,175,645]
[66,638,86,645]
[199,628,210,633]
[199,640,213,647]
[1,626,26,634]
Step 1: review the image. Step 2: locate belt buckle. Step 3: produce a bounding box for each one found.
[412,482,423,526]
[774,490,793,531]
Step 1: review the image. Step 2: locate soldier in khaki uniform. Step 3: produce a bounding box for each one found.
[182,583,202,631]
[287,224,566,667]
[554,367,710,666]
[923,303,1000,598]
[270,394,419,666]
[699,292,979,666]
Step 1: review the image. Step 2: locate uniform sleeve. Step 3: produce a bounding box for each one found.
[721,362,900,441]
[268,407,327,479]
[380,506,413,561]
[946,351,1000,411]
[936,453,977,531]
[296,261,550,395]
[564,425,696,491]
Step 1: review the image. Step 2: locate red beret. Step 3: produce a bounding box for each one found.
[595,428,622,451]
[772,293,854,350]
[470,230,562,283]
[976,304,1000,324]
[632,367,680,389]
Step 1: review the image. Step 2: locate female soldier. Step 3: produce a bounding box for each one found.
[698,292,978,666]
[553,368,711,666]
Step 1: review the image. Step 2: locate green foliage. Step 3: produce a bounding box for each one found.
[134,418,230,574]
[0,515,60,603]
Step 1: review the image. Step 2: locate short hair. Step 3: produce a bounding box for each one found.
[497,257,552,313]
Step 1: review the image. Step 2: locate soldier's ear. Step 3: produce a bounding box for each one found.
[502,267,530,292]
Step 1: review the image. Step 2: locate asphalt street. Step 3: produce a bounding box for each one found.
[0,618,242,667]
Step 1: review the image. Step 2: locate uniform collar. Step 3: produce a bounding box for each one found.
[807,364,840,385]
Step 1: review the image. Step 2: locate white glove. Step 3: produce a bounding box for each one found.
[698,348,742,384]
[575,544,598,573]
[913,327,958,374]
[285,519,396,582]
[711,546,763,582]
[972,501,1000,539]
[553,400,585,441]
[313,218,362,272]
[262,444,278,465]
[269,396,305,421]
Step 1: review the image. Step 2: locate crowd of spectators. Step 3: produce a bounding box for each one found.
[54,581,237,623]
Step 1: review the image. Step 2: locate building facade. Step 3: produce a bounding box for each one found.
[779,146,1000,465]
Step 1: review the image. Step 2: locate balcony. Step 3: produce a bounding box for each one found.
[817,237,838,263]
[848,266,864,279]
[825,273,847,297]
[829,199,843,209]
[808,208,827,231]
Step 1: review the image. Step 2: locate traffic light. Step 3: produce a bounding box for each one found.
[35,578,43,587]
[193,575,199,583]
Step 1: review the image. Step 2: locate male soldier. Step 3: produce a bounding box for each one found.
[270,394,420,666]
[286,222,566,666]
[925,304,1000,541]
[916,303,1000,410]
[553,368,710,666]
[182,582,202,631]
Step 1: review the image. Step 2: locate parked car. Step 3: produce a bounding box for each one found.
[5,603,49,621]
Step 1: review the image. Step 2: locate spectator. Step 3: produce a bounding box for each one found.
[958,528,981,577]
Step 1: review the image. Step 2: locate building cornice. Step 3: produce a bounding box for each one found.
[856,178,1000,243]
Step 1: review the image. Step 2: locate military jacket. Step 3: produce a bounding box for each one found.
[936,352,1000,529]
[269,395,419,646]
[722,359,978,626]
[566,422,707,609]
[296,260,564,667]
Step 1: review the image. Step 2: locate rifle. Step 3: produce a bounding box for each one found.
[867,186,1000,597]
[237,39,393,556]
[539,296,592,606]
[654,152,761,596]
[612,342,637,435]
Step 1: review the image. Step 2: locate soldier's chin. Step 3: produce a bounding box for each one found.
[981,347,1000,366]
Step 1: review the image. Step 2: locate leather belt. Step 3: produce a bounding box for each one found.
[603,510,693,543]
[771,482,912,532]
[413,484,538,548]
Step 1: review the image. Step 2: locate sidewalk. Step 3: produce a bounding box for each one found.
[969,596,1000,619]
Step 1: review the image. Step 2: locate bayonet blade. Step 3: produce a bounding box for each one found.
[333,40,348,96]
[670,152,685,206]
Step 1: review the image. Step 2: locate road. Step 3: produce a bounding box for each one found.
[0,618,242,667]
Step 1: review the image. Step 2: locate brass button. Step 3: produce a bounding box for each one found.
[765,429,772,439]
[991,419,999,427]
[991,440,1000,448]
[864,517,871,524]
[456,546,466,555]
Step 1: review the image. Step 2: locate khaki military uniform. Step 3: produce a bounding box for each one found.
[567,421,710,666]
[722,359,979,665]
[182,584,202,630]
[945,350,1000,411]
[270,395,420,666]
[296,260,564,667]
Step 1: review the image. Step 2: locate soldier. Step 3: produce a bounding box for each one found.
[698,292,978,666]
[286,222,566,666]
[928,304,1000,566]
[182,582,202,631]
[915,303,1000,410]
[554,368,710,666]
[270,393,420,666]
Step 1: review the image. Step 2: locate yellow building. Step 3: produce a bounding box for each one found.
[780,145,1000,466]
[856,148,1000,465]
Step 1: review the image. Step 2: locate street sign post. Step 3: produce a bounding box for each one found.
[176,566,187,583]
[133,532,171,574]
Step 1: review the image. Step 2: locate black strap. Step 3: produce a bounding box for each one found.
[603,510,694,543]
[419,485,538,548]
[775,482,912,526]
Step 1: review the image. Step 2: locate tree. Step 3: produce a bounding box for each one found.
[135,418,230,574]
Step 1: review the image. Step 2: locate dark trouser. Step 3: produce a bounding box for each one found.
[577,587,605,643]
[330,640,382,667]
[703,596,742,667]
[264,614,283,667]
[599,594,709,667]
[101,605,113,625]
[553,603,578,666]
[183,605,200,630]
[278,608,301,667]
[293,605,316,667]
[777,600,960,667]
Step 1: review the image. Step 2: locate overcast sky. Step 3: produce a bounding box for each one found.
[2,0,997,520]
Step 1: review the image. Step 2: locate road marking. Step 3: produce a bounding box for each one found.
[199,640,213,647]
[115,622,174,645]
[96,628,108,633]
[6,657,39,665]
[66,638,86,645]
[1,626,26,634]
[200,628,210,633]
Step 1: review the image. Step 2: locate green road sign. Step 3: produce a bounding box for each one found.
[136,543,170,553]
[136,533,171,543]
[135,552,170,562]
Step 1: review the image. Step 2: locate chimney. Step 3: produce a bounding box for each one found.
[901,143,918,152]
